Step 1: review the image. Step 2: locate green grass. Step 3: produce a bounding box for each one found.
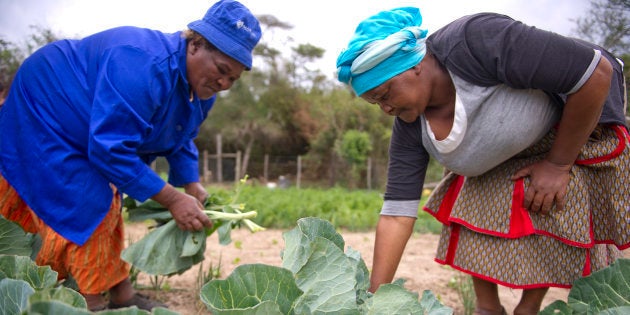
[206,184,442,234]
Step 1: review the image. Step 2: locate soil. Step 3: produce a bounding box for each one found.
[125,222,628,315]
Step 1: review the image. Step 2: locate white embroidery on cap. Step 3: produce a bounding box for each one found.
[236,20,254,36]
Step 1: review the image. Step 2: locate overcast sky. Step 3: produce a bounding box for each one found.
[1,0,590,78]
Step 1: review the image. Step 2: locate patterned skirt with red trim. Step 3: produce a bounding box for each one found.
[423,124,630,289]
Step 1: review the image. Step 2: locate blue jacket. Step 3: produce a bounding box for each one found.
[0,26,215,245]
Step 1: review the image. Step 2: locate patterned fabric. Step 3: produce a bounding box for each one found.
[424,125,629,288]
[0,176,129,294]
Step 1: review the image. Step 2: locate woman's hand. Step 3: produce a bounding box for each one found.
[152,184,212,231]
[511,160,571,214]
[512,54,612,215]
[184,182,209,204]
[168,193,212,231]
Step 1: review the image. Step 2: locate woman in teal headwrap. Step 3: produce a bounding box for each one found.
[337,7,629,315]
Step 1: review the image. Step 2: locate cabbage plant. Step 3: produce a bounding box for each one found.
[0,254,178,315]
[200,217,454,315]
[121,189,264,276]
[540,257,630,315]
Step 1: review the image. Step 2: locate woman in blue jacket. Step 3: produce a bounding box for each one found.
[0,0,261,311]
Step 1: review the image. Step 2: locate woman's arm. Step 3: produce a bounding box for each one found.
[370,117,429,291]
[512,56,613,213]
[431,13,615,213]
[369,215,416,292]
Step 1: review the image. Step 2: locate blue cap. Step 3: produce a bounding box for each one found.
[188,0,262,70]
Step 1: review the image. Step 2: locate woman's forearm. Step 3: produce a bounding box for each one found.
[547,56,613,166]
[369,215,416,292]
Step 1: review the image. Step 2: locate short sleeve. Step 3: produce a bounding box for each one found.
[384,117,430,201]
[427,13,596,94]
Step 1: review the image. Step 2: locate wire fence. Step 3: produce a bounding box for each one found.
[152,152,390,190]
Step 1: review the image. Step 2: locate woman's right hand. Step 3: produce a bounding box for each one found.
[151,184,212,231]
[511,159,571,214]
[168,193,212,231]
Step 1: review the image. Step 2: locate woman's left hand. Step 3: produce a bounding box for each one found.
[511,159,571,214]
[184,182,209,204]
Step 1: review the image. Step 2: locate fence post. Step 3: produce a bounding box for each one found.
[235,150,242,183]
[216,134,223,183]
[367,157,372,190]
[296,155,302,189]
[263,154,269,184]
[203,150,210,183]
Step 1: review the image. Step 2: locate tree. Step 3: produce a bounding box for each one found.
[573,0,630,55]
[0,39,23,104]
[336,129,373,189]
[288,43,327,90]
[0,26,59,105]
[200,14,335,181]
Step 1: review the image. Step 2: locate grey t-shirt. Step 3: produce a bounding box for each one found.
[421,72,562,177]
[381,12,626,217]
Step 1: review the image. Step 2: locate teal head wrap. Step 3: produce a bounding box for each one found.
[336,7,428,96]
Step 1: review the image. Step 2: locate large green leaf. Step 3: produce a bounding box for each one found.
[28,286,87,309]
[121,195,259,276]
[121,220,204,276]
[0,278,34,314]
[0,216,35,257]
[181,230,206,257]
[28,302,177,315]
[201,264,302,315]
[567,258,630,313]
[281,217,345,274]
[346,246,370,305]
[200,218,452,315]
[540,300,572,315]
[420,290,454,315]
[597,306,630,315]
[282,217,368,314]
[149,307,181,315]
[96,306,150,314]
[368,283,423,314]
[540,258,630,315]
[291,237,360,314]
[126,208,174,223]
[26,300,92,315]
[0,255,58,290]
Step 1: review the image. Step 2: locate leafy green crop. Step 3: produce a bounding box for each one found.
[0,254,179,315]
[200,217,454,315]
[206,185,441,234]
[0,216,39,258]
[540,258,630,315]
[121,187,264,276]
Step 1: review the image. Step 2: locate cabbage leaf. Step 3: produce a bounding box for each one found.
[201,217,454,314]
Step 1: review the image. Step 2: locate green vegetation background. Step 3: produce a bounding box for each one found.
[205,184,442,234]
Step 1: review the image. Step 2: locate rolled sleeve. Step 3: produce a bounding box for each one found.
[116,166,166,201]
[381,199,421,217]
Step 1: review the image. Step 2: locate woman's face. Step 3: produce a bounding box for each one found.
[186,40,246,100]
[361,66,427,123]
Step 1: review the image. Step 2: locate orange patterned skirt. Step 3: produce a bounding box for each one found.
[0,176,129,294]
[424,125,630,288]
